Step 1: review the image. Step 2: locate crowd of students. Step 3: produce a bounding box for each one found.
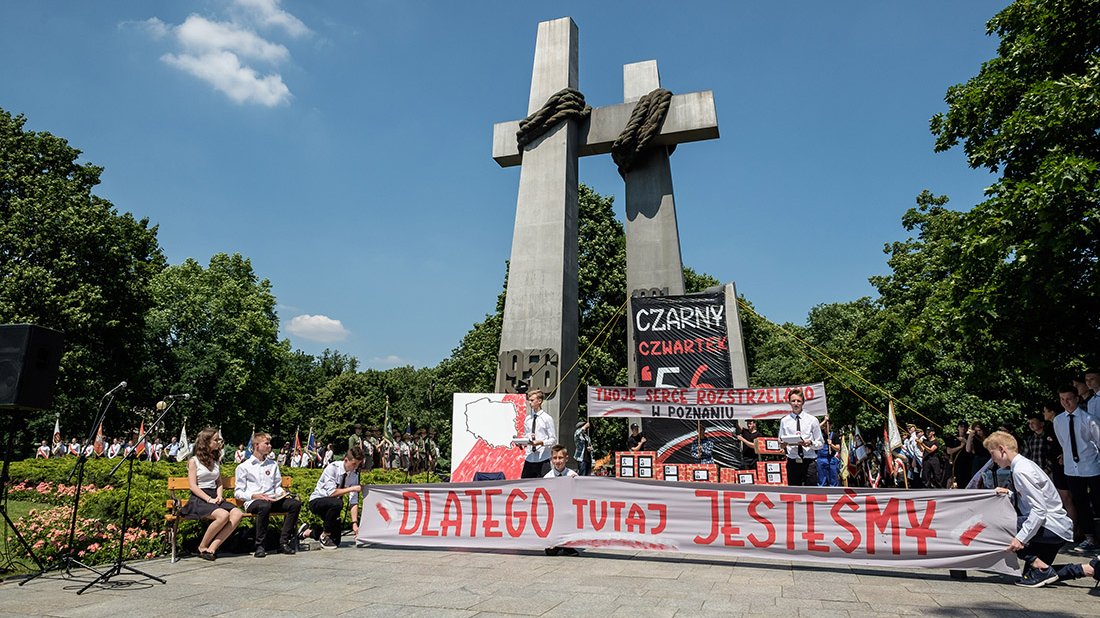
[35,434,188,462]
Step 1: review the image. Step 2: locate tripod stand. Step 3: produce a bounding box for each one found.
[0,412,45,577]
[77,400,175,593]
[20,387,122,587]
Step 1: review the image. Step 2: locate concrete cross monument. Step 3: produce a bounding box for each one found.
[616,60,750,388]
[491,17,734,448]
[491,17,582,448]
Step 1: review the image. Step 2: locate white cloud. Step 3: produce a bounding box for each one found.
[176,15,289,63]
[162,51,291,107]
[371,355,409,366]
[128,3,308,107]
[233,0,311,37]
[120,17,170,39]
[285,314,350,343]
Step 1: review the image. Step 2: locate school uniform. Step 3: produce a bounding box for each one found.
[234,456,301,551]
[1008,454,1074,565]
[1052,410,1100,539]
[309,460,360,545]
[521,409,556,479]
[778,411,823,486]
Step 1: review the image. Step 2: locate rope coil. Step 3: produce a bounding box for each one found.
[611,88,675,178]
[516,88,592,149]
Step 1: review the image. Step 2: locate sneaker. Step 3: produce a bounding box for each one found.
[279,544,297,555]
[1074,540,1100,553]
[355,540,369,548]
[1016,566,1058,588]
[560,547,580,557]
[319,534,338,549]
[297,523,310,540]
[544,547,562,556]
[254,547,267,558]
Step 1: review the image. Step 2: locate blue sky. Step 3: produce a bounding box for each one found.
[1,1,1007,370]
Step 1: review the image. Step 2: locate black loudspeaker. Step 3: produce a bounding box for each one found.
[0,324,65,410]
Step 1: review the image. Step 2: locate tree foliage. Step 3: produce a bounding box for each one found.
[144,253,285,439]
[873,0,1100,421]
[0,109,165,441]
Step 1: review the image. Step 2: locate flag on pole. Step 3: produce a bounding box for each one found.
[384,396,393,441]
[135,421,147,457]
[306,427,316,467]
[884,426,897,483]
[852,427,868,462]
[243,426,255,460]
[53,416,62,445]
[93,423,105,457]
[840,434,850,485]
[294,428,301,452]
[178,423,191,460]
[886,399,904,451]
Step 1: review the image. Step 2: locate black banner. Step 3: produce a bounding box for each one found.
[632,292,743,468]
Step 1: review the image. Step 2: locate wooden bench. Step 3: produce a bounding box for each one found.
[166,475,294,562]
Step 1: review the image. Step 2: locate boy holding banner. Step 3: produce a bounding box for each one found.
[983,431,1099,588]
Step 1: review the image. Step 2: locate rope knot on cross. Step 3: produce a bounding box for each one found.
[516,87,592,149]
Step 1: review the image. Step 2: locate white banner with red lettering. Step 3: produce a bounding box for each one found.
[357,477,1017,574]
[587,383,828,420]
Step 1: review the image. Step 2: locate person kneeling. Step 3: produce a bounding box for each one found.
[543,445,578,556]
[984,431,1099,588]
[309,445,365,549]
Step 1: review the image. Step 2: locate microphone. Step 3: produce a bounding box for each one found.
[105,381,128,397]
[165,394,191,401]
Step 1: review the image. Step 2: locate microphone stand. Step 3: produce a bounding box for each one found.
[1,410,46,576]
[20,386,121,587]
[78,401,174,593]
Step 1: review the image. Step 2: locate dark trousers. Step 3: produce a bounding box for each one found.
[309,496,344,544]
[246,496,301,548]
[1066,473,1100,536]
[521,459,550,479]
[786,458,811,487]
[1022,533,1066,566]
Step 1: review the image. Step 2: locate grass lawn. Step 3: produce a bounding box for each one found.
[1,499,49,577]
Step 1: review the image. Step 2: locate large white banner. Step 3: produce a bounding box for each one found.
[358,477,1017,574]
[587,383,828,420]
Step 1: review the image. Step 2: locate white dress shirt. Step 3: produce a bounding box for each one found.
[525,409,557,463]
[544,466,578,478]
[778,412,824,460]
[234,455,284,509]
[1009,454,1074,544]
[1053,410,1100,477]
[309,460,360,504]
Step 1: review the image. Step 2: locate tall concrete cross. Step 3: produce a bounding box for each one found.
[491,20,721,447]
[615,61,747,388]
[492,17,582,448]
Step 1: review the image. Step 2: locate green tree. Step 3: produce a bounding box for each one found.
[143,253,285,440]
[0,108,165,442]
[921,0,1100,400]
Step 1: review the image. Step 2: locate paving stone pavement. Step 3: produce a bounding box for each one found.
[2,544,1097,617]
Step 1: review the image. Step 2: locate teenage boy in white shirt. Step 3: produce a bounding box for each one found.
[983,431,1098,588]
[234,432,302,558]
[309,445,364,549]
[543,445,578,556]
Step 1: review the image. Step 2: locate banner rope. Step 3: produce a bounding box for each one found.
[735,298,942,431]
[550,296,629,408]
